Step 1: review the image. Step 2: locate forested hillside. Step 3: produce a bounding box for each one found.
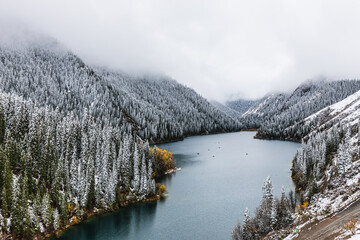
[225,99,257,116]
[240,93,288,129]
[0,42,241,143]
[0,35,244,238]
[239,80,360,140]
[0,90,158,238]
[210,101,243,122]
[232,89,360,239]
[231,86,360,240]
[292,89,360,200]
[283,90,360,239]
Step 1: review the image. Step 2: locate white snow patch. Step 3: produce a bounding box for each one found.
[347,173,360,186]
[304,90,360,124]
[349,234,360,240]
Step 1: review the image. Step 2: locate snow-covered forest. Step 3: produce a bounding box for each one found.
[0,90,159,237]
[231,177,295,240]
[231,87,360,239]
[291,89,360,202]
[282,90,360,239]
[225,99,256,116]
[231,80,360,140]
[3,33,360,240]
[0,36,245,238]
[232,89,360,239]
[210,100,243,122]
[0,42,242,143]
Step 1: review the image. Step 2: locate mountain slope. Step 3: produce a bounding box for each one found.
[96,69,242,140]
[240,93,288,129]
[300,89,360,131]
[225,99,257,116]
[231,87,360,240]
[0,89,159,238]
[283,90,360,239]
[240,79,360,140]
[0,33,242,238]
[0,40,241,143]
[292,89,360,201]
[210,100,243,122]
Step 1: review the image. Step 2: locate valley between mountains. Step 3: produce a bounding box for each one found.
[1,34,360,239]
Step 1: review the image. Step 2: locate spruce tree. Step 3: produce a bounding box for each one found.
[53,208,60,231]
[242,208,253,240]
[131,143,140,192]
[277,187,292,228]
[231,221,242,240]
[2,155,12,218]
[255,176,273,236]
[41,192,52,229]
[270,199,278,230]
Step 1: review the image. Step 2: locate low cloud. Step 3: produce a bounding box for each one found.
[2,0,360,102]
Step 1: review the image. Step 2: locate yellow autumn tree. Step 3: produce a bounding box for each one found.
[150,147,176,177]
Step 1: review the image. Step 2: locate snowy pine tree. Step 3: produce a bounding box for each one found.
[41,192,52,229]
[242,208,253,240]
[256,176,273,236]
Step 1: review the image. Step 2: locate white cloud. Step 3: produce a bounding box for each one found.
[1,0,360,102]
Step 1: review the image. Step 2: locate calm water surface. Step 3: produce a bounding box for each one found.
[58,132,299,240]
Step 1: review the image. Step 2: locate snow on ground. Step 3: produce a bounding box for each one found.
[349,235,360,240]
[242,94,276,117]
[349,234,360,240]
[284,176,360,239]
[285,133,360,239]
[305,135,360,217]
[307,156,360,219]
[282,90,360,239]
[330,90,360,111]
[347,173,360,187]
[304,90,360,124]
[335,221,360,239]
[283,221,309,240]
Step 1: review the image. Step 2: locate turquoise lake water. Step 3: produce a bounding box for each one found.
[58,132,299,240]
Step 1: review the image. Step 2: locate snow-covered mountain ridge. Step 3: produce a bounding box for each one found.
[0,32,243,238]
[232,88,360,240]
[236,79,360,140]
[304,89,360,128]
[0,37,242,143]
[225,99,257,116]
[283,89,360,239]
[231,83,360,240]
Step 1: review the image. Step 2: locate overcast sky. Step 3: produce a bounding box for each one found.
[1,0,360,102]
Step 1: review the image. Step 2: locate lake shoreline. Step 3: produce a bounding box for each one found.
[47,130,239,239]
[45,194,162,240]
[253,134,301,143]
[150,129,302,146]
[150,129,258,145]
[55,131,300,240]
